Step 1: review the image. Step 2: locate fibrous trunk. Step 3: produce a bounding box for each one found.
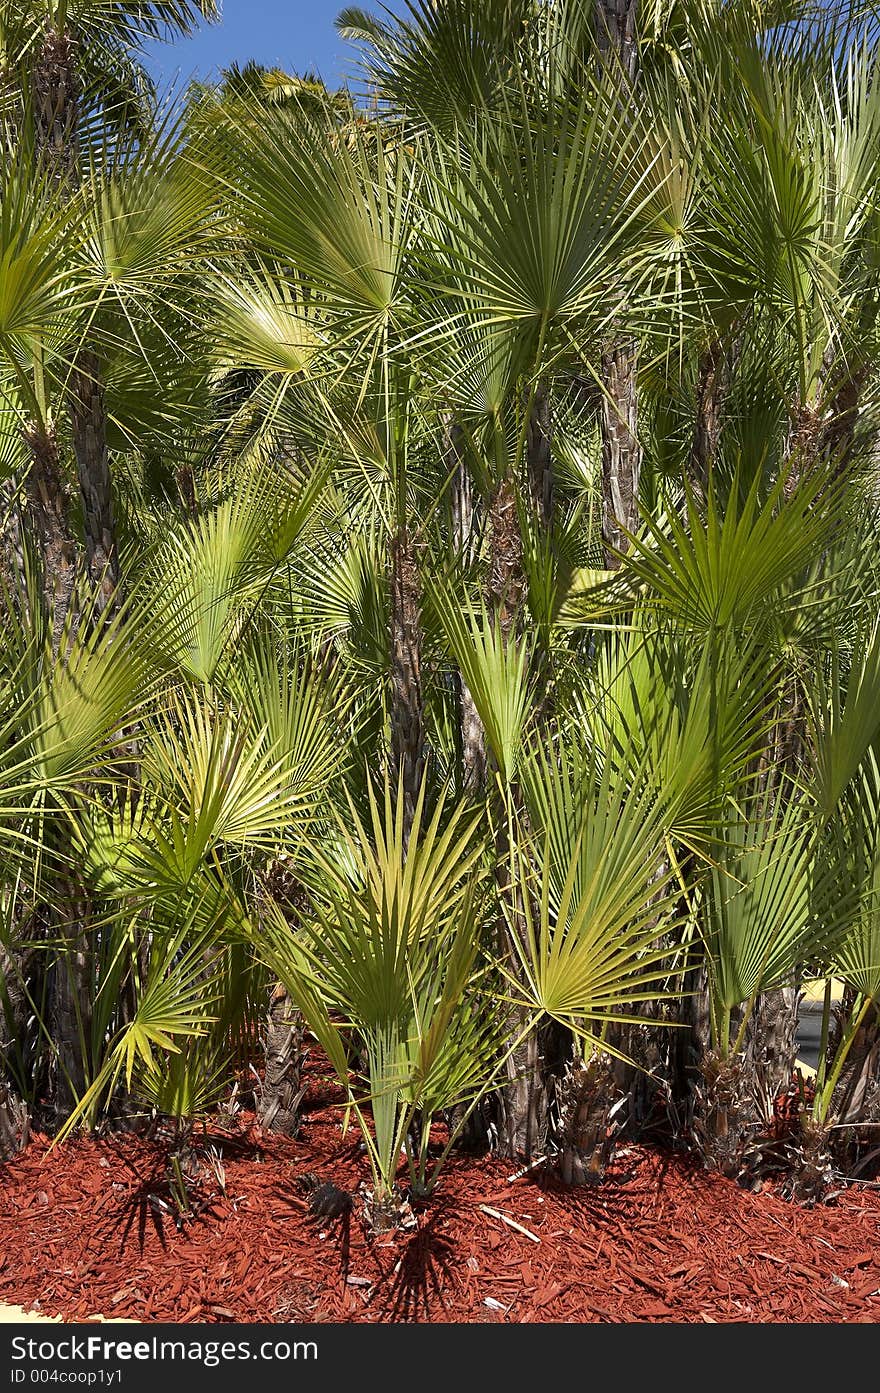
[600,339,641,569]
[556,1051,621,1185]
[0,482,26,597]
[595,1,641,570]
[603,856,671,1142]
[259,862,309,1135]
[668,962,712,1138]
[34,24,119,616]
[788,1119,834,1205]
[23,415,103,1140]
[782,405,822,501]
[595,0,638,79]
[782,367,866,501]
[32,29,79,191]
[389,528,425,848]
[485,474,549,1159]
[259,983,305,1136]
[496,1007,550,1162]
[823,370,868,480]
[51,884,91,1126]
[0,1080,28,1160]
[493,799,548,1160]
[456,668,486,797]
[746,984,800,1116]
[30,24,111,1138]
[693,1051,762,1179]
[24,29,81,642]
[22,421,77,653]
[690,339,726,490]
[1,936,32,1158]
[693,989,799,1181]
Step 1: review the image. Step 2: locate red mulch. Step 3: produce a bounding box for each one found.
[1,1066,879,1324]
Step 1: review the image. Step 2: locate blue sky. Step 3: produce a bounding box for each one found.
[143,1,403,90]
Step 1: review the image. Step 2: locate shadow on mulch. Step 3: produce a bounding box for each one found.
[94,1171,223,1258]
[3,1103,880,1324]
[372,1206,458,1322]
[78,1132,250,1257]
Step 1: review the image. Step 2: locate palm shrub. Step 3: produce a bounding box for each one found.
[694,795,819,1177]
[255,780,507,1219]
[0,34,226,1133]
[791,626,880,1194]
[512,732,682,1180]
[794,782,880,1197]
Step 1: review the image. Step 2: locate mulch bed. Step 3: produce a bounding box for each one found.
[2,1064,879,1324]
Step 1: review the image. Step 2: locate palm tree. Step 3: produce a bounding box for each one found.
[593,0,643,568]
[1,2,218,618]
[0,3,220,1136]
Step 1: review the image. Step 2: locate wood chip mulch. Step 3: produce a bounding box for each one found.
[1,1077,879,1324]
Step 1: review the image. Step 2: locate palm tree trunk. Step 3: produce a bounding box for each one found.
[447,423,486,795]
[21,420,77,651]
[51,880,91,1125]
[32,28,80,191]
[487,476,526,637]
[493,791,550,1160]
[668,961,712,1137]
[782,404,822,500]
[258,866,308,1135]
[389,528,425,847]
[1,935,32,1159]
[595,3,641,571]
[693,1049,762,1179]
[34,23,121,613]
[745,984,800,1116]
[600,338,642,569]
[557,1051,620,1184]
[595,0,638,79]
[782,365,867,502]
[31,25,121,1134]
[829,1006,880,1167]
[690,339,727,490]
[0,1080,28,1160]
[753,417,814,1108]
[693,984,801,1180]
[70,348,120,611]
[15,30,81,642]
[823,369,869,481]
[259,984,305,1136]
[0,481,26,597]
[484,475,550,1159]
[761,371,871,1145]
[594,855,671,1157]
[527,381,553,528]
[753,402,831,1115]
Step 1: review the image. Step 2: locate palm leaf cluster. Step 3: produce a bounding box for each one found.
[2,0,880,1211]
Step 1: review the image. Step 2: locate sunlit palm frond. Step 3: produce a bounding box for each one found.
[507,741,679,1034]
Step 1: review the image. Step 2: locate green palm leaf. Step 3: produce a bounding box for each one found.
[510,739,679,1034]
